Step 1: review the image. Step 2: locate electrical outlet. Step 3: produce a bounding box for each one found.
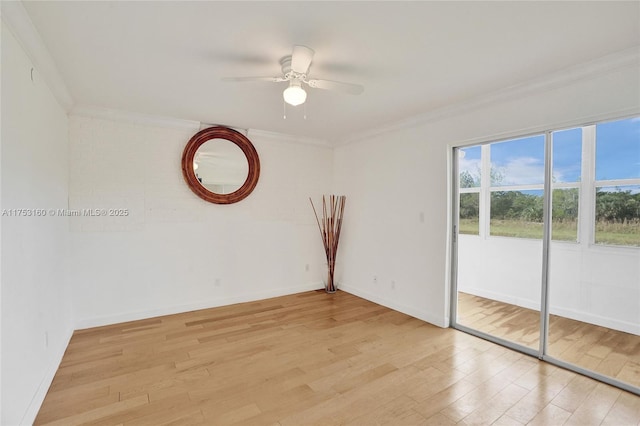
[373,275,378,284]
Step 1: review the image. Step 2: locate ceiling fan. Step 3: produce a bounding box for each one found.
[223,45,364,107]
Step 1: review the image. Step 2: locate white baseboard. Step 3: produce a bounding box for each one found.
[75,282,324,330]
[339,283,449,328]
[21,326,74,425]
[460,287,639,335]
[459,287,541,312]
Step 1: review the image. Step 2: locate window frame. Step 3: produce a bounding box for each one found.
[456,115,639,250]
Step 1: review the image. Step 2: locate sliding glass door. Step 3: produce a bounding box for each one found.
[546,119,640,391]
[455,137,544,353]
[451,116,640,395]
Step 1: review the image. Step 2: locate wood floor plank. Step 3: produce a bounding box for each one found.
[564,382,621,426]
[346,394,426,425]
[457,383,529,425]
[504,368,575,423]
[601,391,640,425]
[526,403,573,426]
[37,395,149,426]
[35,290,640,425]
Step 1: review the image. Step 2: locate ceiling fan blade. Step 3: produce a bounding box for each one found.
[222,76,287,82]
[291,45,315,74]
[305,79,364,95]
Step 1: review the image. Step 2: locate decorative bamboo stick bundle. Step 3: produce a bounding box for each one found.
[310,195,346,293]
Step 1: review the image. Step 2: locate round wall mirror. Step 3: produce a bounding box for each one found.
[194,138,249,195]
[182,127,260,204]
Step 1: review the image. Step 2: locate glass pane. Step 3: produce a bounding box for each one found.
[458,141,542,354]
[552,188,579,242]
[552,128,582,183]
[595,185,640,247]
[490,190,543,239]
[548,212,640,389]
[458,207,541,351]
[596,117,640,181]
[459,146,481,188]
[490,135,545,186]
[459,193,479,235]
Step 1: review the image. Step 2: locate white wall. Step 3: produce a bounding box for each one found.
[1,24,73,425]
[333,61,640,328]
[334,126,449,326]
[68,115,332,328]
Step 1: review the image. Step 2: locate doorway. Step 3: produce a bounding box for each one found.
[450,116,640,395]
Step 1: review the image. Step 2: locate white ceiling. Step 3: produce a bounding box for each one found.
[22,1,640,143]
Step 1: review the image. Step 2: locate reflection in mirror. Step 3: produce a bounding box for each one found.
[182,126,260,204]
[194,138,249,194]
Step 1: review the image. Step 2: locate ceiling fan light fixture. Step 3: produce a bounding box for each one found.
[283,80,307,106]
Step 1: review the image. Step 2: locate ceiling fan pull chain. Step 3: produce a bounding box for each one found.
[283,100,287,119]
[304,102,307,120]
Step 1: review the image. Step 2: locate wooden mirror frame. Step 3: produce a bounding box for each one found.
[181,126,260,204]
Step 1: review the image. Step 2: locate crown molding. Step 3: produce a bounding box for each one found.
[449,107,640,151]
[70,106,201,131]
[1,1,74,110]
[248,129,331,148]
[70,106,333,148]
[199,122,249,136]
[338,47,640,146]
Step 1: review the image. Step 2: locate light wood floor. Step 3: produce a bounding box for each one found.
[457,292,640,389]
[37,291,640,425]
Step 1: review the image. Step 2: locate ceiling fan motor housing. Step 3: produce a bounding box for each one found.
[279,56,306,81]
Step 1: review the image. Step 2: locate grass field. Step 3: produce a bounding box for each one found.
[459,218,640,247]
[595,221,640,247]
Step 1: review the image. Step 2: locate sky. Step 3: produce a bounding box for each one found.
[459,116,640,188]
[595,117,640,181]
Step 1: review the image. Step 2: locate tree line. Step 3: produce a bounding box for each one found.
[460,170,640,223]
